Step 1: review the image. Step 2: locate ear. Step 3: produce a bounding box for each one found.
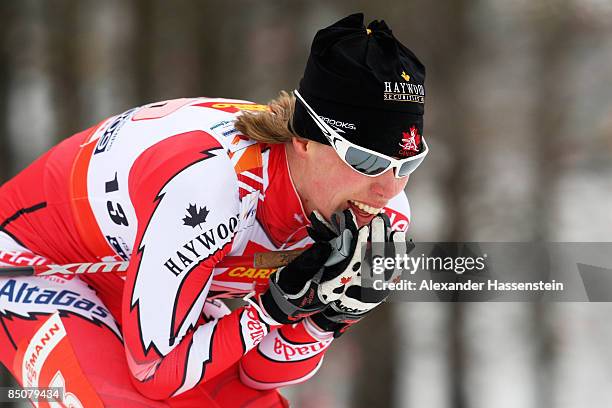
[290,137,310,157]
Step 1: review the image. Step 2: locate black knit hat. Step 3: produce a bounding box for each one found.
[292,13,426,159]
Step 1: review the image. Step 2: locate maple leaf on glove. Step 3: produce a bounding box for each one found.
[340,276,353,285]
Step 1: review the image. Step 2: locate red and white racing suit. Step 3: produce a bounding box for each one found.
[0,98,411,407]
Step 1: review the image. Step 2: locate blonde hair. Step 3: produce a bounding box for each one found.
[234,91,297,144]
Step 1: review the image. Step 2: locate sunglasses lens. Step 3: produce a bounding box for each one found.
[397,154,426,177]
[345,147,391,176]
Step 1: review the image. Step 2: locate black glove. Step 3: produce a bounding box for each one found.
[310,213,414,336]
[256,209,363,324]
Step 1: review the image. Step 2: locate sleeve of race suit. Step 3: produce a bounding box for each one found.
[239,318,334,389]
[120,131,280,400]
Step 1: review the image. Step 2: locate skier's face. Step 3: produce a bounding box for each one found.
[289,139,409,227]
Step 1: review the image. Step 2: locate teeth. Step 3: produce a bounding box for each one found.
[349,200,382,215]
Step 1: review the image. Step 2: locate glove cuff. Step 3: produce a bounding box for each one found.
[260,284,322,324]
[245,294,284,327]
[260,290,295,324]
[308,312,351,338]
[302,317,335,341]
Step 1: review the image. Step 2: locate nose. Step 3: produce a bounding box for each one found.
[370,169,409,200]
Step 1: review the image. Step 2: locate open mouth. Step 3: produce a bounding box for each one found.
[348,199,382,216]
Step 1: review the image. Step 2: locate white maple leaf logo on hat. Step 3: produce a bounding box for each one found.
[399,125,421,157]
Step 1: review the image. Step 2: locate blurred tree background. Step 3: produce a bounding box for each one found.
[1,1,612,407]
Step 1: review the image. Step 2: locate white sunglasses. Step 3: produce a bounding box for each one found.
[294,89,428,178]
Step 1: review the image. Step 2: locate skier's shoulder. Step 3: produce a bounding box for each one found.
[139,96,266,127]
[129,96,266,146]
[91,96,266,213]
